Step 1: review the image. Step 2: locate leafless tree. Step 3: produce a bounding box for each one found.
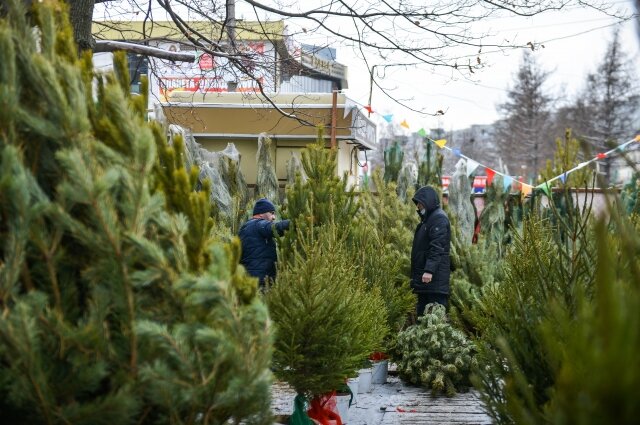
[59,1,626,114]
[495,51,555,180]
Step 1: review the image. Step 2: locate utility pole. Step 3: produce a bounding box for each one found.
[330,89,338,149]
[226,0,235,45]
[367,65,377,117]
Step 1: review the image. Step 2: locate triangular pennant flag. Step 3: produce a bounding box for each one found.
[466,159,479,176]
[503,175,513,191]
[364,105,374,114]
[559,173,567,183]
[434,139,447,148]
[536,182,552,197]
[452,148,462,157]
[486,168,496,186]
[521,184,533,198]
[382,114,393,123]
[343,98,357,118]
[596,152,607,160]
[417,128,427,138]
[400,119,410,129]
[635,134,640,142]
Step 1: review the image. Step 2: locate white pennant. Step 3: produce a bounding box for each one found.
[466,158,479,176]
[343,98,357,118]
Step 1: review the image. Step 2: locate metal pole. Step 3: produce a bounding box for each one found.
[331,89,338,149]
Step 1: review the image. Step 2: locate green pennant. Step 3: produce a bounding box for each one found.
[536,182,552,197]
[417,128,427,138]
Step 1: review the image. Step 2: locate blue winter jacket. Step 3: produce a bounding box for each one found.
[239,218,290,286]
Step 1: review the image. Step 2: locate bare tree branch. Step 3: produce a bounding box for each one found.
[94,39,196,61]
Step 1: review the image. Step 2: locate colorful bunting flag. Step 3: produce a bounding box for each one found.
[417,128,427,138]
[382,114,394,123]
[596,153,607,160]
[466,159,479,176]
[521,184,533,198]
[452,148,462,157]
[434,139,447,148]
[503,175,513,192]
[559,173,567,183]
[400,119,410,129]
[364,105,374,114]
[635,134,640,142]
[343,98,357,118]
[486,168,496,186]
[536,182,552,197]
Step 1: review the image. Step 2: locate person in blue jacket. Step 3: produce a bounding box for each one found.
[239,198,290,288]
[410,186,452,316]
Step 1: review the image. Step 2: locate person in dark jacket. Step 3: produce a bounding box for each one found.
[239,198,290,288]
[410,186,451,316]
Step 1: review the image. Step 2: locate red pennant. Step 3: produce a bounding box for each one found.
[596,153,606,159]
[364,105,374,114]
[486,168,496,186]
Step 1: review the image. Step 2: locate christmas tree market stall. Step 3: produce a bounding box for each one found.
[2,2,640,425]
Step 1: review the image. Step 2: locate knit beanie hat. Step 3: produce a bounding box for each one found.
[253,198,276,215]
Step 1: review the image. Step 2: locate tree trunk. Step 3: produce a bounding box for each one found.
[67,0,96,52]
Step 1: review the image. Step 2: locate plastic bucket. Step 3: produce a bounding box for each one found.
[346,377,358,404]
[371,360,388,384]
[335,394,351,424]
[357,369,372,393]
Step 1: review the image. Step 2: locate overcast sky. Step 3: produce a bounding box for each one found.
[330,3,640,133]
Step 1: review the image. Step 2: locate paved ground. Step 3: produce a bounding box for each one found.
[272,371,493,425]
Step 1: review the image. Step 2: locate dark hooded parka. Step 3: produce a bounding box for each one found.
[410,186,451,295]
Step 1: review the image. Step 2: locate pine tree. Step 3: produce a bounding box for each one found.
[267,223,388,398]
[0,3,271,423]
[352,171,416,355]
[540,129,593,188]
[281,127,359,260]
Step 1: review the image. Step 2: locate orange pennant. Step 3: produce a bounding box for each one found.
[635,134,640,142]
[400,119,410,129]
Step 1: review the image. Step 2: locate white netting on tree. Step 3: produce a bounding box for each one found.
[397,162,417,201]
[168,125,202,171]
[449,159,475,246]
[218,143,248,206]
[286,151,307,187]
[200,149,233,219]
[256,133,279,203]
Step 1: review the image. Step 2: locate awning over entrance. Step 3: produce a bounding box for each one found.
[161,92,377,150]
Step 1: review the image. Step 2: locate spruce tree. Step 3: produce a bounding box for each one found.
[0,2,271,423]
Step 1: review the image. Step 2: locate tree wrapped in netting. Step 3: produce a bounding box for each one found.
[256,132,279,203]
[286,151,306,187]
[396,304,477,396]
[448,159,475,246]
[479,175,510,257]
[396,162,417,201]
[416,139,443,189]
[383,140,404,183]
[0,2,271,423]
